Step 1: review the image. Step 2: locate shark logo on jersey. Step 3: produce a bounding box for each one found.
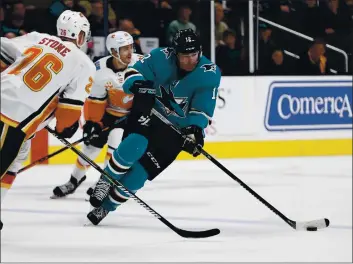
[201,63,216,74]
[161,47,174,59]
[156,85,188,117]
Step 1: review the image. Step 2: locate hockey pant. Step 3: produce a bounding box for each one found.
[101,115,183,212]
[1,121,30,203]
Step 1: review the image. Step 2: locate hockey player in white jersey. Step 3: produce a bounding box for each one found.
[51,31,142,198]
[0,10,96,230]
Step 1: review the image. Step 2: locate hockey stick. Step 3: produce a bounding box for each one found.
[18,117,128,175]
[18,137,83,174]
[46,126,220,239]
[151,108,330,231]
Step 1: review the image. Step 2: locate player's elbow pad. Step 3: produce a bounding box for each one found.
[84,96,107,122]
[55,98,83,132]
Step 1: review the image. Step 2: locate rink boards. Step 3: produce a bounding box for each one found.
[27,76,352,165]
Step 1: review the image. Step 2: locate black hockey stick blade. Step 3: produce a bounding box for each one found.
[174,227,220,238]
[149,109,330,232]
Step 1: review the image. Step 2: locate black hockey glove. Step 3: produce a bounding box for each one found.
[130,80,156,116]
[130,80,156,96]
[55,121,79,139]
[126,80,156,136]
[181,125,204,157]
[83,121,102,145]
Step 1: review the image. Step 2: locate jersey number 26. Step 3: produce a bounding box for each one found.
[8,46,63,92]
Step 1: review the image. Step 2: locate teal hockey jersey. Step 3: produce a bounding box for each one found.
[123,47,221,129]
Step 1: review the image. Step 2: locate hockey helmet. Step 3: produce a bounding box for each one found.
[56,10,91,48]
[106,31,134,62]
[172,29,202,55]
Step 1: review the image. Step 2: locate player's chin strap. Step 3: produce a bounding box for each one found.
[46,123,220,239]
[18,116,128,175]
[112,51,127,67]
[151,108,330,231]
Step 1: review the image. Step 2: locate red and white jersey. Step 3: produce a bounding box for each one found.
[84,53,142,122]
[0,32,96,138]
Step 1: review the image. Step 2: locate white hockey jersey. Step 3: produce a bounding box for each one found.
[0,32,96,138]
[84,53,142,122]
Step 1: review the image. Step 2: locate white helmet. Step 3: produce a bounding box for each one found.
[106,31,133,65]
[56,10,90,48]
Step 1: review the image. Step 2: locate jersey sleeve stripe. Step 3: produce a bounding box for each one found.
[58,98,84,106]
[57,103,82,111]
[87,95,107,102]
[0,50,15,65]
[189,109,211,120]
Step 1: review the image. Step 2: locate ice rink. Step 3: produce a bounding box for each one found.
[1,156,352,262]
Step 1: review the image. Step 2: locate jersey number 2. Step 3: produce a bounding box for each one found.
[8,47,63,92]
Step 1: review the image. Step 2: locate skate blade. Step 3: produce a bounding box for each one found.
[83,205,96,226]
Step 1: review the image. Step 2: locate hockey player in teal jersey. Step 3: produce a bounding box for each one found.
[86,29,221,225]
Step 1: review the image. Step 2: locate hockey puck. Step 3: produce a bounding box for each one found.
[306,227,318,231]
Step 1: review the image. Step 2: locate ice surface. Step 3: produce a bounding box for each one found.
[1,156,352,262]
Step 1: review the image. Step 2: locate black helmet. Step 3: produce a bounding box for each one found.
[172,29,202,54]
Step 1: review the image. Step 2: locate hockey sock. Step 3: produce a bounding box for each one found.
[103,145,114,168]
[104,133,148,181]
[102,162,148,211]
[0,171,16,203]
[72,144,101,181]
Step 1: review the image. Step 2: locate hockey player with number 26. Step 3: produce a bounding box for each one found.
[0,10,96,230]
[86,29,221,225]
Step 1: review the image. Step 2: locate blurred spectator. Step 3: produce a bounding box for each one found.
[63,0,73,9]
[7,13,26,35]
[133,0,173,46]
[299,0,324,38]
[166,4,196,45]
[69,0,86,14]
[216,29,244,75]
[224,2,245,47]
[296,39,332,75]
[24,0,69,35]
[260,49,293,75]
[258,23,276,71]
[1,1,26,38]
[214,2,228,46]
[63,0,85,14]
[12,0,26,18]
[119,18,143,54]
[79,0,116,27]
[321,0,352,51]
[88,0,117,36]
[260,1,299,29]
